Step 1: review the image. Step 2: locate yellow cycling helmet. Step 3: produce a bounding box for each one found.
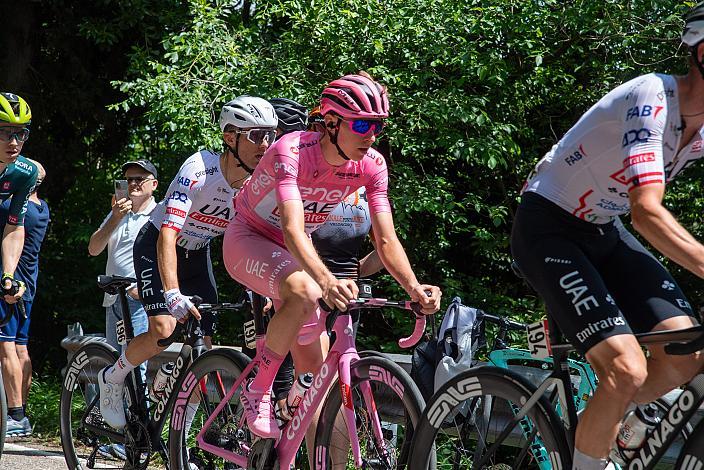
[0,93,31,125]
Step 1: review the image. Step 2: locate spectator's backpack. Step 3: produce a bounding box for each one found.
[411,296,486,401]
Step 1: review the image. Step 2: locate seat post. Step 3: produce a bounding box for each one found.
[118,285,136,342]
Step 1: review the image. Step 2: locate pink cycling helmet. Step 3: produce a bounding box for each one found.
[320,74,389,119]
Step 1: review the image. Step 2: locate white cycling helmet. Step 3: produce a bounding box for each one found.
[219,95,278,131]
[683,2,704,46]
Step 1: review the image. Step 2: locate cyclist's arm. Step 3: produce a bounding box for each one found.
[157,226,180,291]
[371,211,441,313]
[1,224,24,277]
[280,199,336,288]
[630,183,704,277]
[369,211,419,292]
[359,250,384,277]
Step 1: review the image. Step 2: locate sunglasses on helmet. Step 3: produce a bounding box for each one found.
[0,127,30,143]
[346,119,385,137]
[234,128,277,146]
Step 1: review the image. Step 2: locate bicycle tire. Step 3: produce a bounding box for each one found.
[314,355,435,469]
[168,348,250,469]
[60,342,122,469]
[409,366,571,470]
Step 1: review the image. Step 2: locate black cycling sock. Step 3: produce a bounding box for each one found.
[8,406,24,421]
[22,403,27,415]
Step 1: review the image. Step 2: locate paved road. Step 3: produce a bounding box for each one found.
[1,437,168,469]
[2,439,67,470]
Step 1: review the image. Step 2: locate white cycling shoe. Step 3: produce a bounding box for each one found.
[98,367,127,429]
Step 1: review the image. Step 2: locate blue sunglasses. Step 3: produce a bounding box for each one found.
[346,119,385,136]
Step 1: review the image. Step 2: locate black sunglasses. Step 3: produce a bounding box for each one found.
[126,176,155,185]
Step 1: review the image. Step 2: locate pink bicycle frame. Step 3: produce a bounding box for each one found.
[186,299,426,468]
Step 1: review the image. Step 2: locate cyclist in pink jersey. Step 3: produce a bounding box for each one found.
[224,72,442,441]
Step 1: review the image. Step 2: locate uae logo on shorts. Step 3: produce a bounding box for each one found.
[2,182,10,190]
[272,251,281,258]
[662,280,675,291]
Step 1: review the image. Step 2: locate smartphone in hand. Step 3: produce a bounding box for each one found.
[114,179,129,201]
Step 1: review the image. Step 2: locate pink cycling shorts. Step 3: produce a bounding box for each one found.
[223,219,323,344]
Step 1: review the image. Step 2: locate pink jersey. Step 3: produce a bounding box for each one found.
[234,131,391,245]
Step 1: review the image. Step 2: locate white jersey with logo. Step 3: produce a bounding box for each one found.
[150,150,236,250]
[523,73,704,224]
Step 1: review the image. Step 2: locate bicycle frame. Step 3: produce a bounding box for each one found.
[194,311,379,468]
[488,348,597,413]
[193,297,425,469]
[81,278,215,457]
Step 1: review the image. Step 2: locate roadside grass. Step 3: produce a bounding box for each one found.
[26,374,62,438]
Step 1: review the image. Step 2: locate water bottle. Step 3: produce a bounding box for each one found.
[609,403,659,465]
[149,362,175,402]
[278,373,314,421]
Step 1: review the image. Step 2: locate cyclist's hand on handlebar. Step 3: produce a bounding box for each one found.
[409,284,442,315]
[2,273,25,304]
[322,278,359,311]
[164,288,201,322]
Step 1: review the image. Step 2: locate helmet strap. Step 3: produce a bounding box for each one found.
[225,134,255,175]
[327,118,350,161]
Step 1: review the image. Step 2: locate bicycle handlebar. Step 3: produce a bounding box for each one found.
[664,328,704,355]
[156,295,246,348]
[318,297,427,349]
[482,311,526,332]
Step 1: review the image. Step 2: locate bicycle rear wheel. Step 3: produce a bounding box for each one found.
[60,343,124,469]
[168,348,250,469]
[314,355,434,469]
[409,366,570,470]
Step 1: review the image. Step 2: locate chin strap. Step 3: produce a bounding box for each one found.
[326,118,351,161]
[224,134,255,175]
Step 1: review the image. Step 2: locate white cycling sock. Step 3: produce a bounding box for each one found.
[573,448,608,470]
[104,351,137,384]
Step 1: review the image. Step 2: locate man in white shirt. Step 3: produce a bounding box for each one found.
[88,160,158,363]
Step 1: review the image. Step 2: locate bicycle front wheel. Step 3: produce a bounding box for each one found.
[168,348,250,470]
[409,366,570,470]
[314,355,433,469]
[60,342,123,469]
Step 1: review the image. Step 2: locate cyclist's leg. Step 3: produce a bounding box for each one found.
[100,225,177,427]
[512,194,644,462]
[601,220,704,402]
[223,221,320,437]
[0,305,22,412]
[106,225,177,380]
[15,299,31,414]
[290,331,330,466]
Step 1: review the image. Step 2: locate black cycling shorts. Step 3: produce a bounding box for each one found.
[133,224,218,336]
[511,192,695,354]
